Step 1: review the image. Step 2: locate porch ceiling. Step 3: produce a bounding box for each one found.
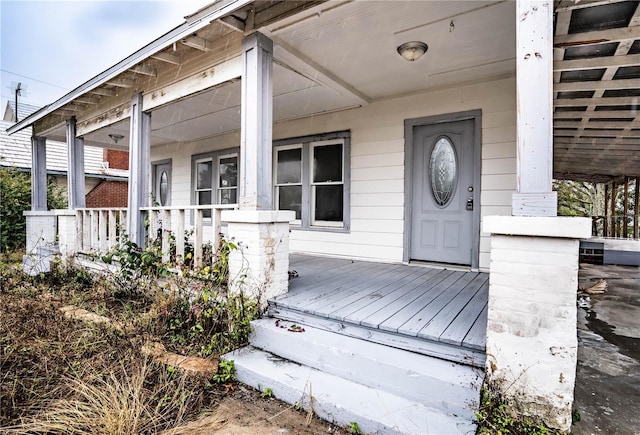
[553,0,640,182]
[20,0,639,183]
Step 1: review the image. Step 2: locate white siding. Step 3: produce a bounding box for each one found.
[151,77,517,271]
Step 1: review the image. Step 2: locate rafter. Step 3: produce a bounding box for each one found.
[554,78,640,92]
[107,77,135,88]
[555,0,632,12]
[151,52,181,65]
[74,96,100,105]
[181,35,210,51]
[555,120,640,129]
[218,15,245,32]
[554,96,640,106]
[554,53,640,71]
[88,87,116,97]
[554,129,640,138]
[129,64,157,77]
[554,24,640,47]
[554,137,638,146]
[554,110,639,119]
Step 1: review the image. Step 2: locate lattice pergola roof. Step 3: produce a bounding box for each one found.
[554,0,640,182]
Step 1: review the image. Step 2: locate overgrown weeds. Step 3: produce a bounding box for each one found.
[475,386,561,435]
[0,235,258,431]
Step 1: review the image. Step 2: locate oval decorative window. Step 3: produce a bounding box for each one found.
[429,137,457,207]
[159,170,168,205]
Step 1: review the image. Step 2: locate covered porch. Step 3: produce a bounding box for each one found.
[6,0,639,432]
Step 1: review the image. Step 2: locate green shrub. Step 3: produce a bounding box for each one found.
[0,168,66,252]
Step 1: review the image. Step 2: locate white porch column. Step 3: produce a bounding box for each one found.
[127,93,151,247]
[512,0,556,217]
[224,32,293,305]
[66,117,86,209]
[31,136,47,211]
[239,32,273,210]
[483,2,590,431]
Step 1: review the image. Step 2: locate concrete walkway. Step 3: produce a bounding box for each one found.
[572,264,640,435]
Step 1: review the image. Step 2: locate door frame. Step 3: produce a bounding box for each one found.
[403,110,482,269]
[152,159,172,206]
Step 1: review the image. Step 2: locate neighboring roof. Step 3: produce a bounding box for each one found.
[0,119,126,179]
[3,101,40,122]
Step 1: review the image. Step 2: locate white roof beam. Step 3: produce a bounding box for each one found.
[129,64,157,77]
[107,77,135,88]
[554,96,640,106]
[88,88,116,97]
[151,52,181,65]
[554,78,640,92]
[554,128,640,138]
[219,15,245,32]
[554,24,640,47]
[181,35,211,51]
[555,0,632,12]
[267,32,371,106]
[554,53,640,71]
[555,120,640,129]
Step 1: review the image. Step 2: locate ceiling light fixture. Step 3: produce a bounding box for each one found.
[397,41,428,62]
[108,133,124,144]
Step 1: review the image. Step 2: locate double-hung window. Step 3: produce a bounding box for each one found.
[193,149,239,219]
[274,131,350,231]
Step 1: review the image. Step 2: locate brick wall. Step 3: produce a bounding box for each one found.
[85,180,128,208]
[103,149,129,170]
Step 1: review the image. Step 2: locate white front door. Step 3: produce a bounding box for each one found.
[411,119,476,265]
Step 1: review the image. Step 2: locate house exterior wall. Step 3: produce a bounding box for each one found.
[151,77,516,271]
[86,180,128,208]
[103,149,129,170]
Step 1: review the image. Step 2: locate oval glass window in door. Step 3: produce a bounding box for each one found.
[159,170,168,206]
[429,137,457,207]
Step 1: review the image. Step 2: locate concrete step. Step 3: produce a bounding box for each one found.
[249,318,483,420]
[224,346,477,435]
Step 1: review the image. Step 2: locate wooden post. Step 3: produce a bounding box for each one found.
[66,117,86,209]
[161,209,171,263]
[108,210,117,249]
[99,210,108,251]
[90,210,99,250]
[604,183,609,237]
[239,32,274,210]
[512,1,557,217]
[623,177,629,238]
[634,177,639,239]
[176,209,185,260]
[30,136,47,211]
[75,210,84,252]
[194,209,203,268]
[127,93,151,247]
[610,181,617,237]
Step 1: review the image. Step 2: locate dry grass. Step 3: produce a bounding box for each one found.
[6,359,199,434]
[0,257,218,433]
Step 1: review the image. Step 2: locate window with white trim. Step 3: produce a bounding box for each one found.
[192,149,238,218]
[274,131,350,231]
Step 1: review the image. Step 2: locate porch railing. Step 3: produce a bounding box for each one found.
[591,214,639,239]
[73,205,237,267]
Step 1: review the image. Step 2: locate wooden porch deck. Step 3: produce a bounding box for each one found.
[269,254,488,367]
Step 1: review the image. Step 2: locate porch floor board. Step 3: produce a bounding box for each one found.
[270,254,488,365]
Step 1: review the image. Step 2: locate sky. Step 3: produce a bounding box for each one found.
[0,0,214,112]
